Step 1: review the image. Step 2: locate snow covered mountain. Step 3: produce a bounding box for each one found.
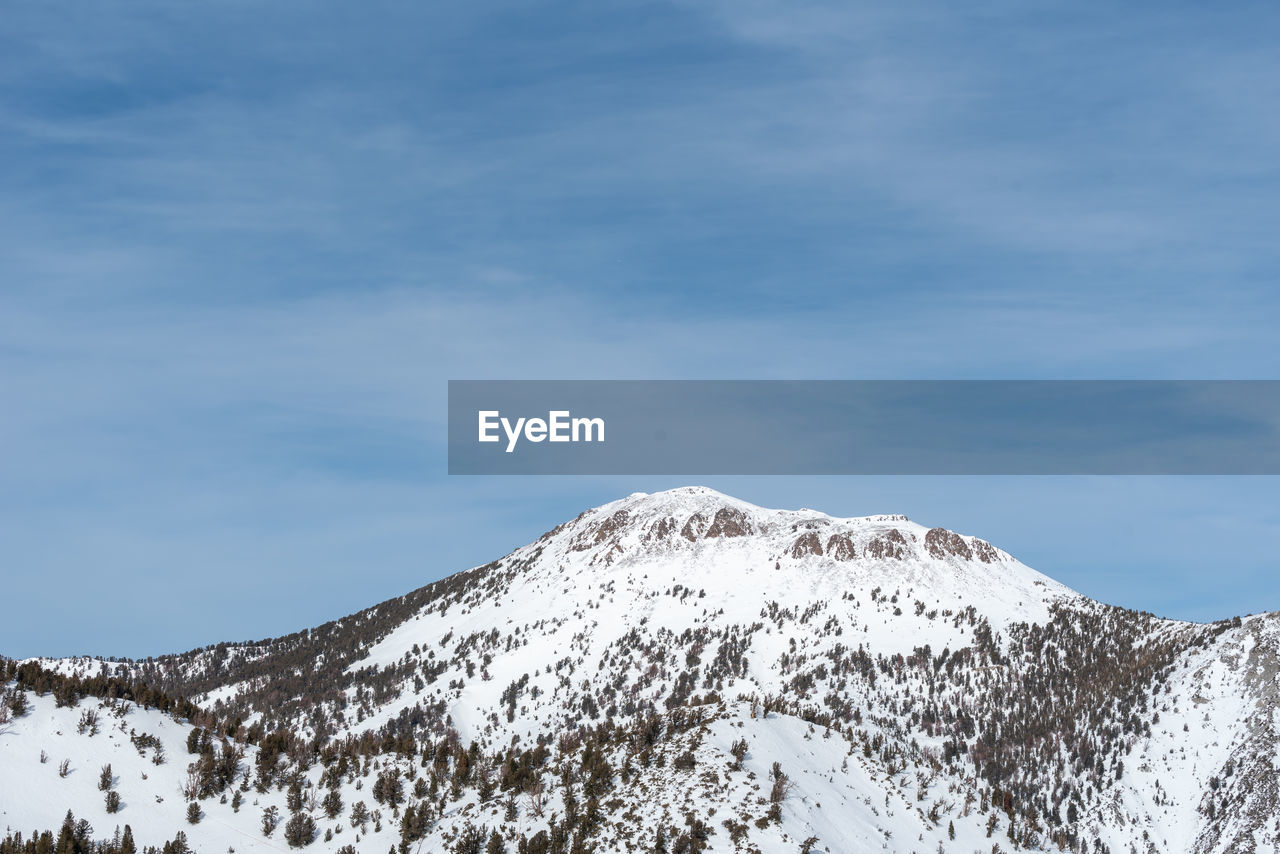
[4,487,1279,854]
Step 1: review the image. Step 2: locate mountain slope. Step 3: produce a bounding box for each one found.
[5,487,1280,854]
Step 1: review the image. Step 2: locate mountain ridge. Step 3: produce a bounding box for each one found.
[4,487,1279,854]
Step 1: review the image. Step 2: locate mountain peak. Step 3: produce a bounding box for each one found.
[15,489,1273,854]
[515,487,1076,640]
[605,486,911,526]
[607,485,768,517]
[557,486,1012,570]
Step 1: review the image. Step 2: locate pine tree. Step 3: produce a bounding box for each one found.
[452,824,486,854]
[400,805,426,845]
[186,802,201,825]
[55,810,75,854]
[73,819,92,854]
[99,764,114,792]
[262,805,280,837]
[287,777,304,813]
[285,812,316,848]
[121,826,136,854]
[6,688,29,717]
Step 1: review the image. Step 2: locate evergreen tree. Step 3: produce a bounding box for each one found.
[452,824,486,854]
[399,805,427,845]
[323,789,343,819]
[262,805,280,837]
[287,777,304,813]
[5,687,29,717]
[284,813,316,848]
[55,810,75,854]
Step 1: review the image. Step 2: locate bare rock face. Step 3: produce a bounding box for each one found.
[681,512,708,541]
[825,534,857,561]
[705,507,752,538]
[925,527,974,561]
[790,531,824,558]
[971,538,1000,563]
[864,528,909,560]
[645,516,679,543]
[569,509,632,552]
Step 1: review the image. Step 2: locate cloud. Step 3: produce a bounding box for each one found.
[4,285,1280,656]
[4,0,1280,656]
[678,1,1280,264]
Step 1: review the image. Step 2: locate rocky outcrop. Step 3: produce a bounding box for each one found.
[790,531,824,558]
[864,529,909,560]
[825,534,857,560]
[705,507,752,538]
[925,527,973,561]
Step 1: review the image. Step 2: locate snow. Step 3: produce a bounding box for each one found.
[8,487,1280,854]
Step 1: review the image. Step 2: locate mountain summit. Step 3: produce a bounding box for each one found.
[539,486,1072,631]
[4,489,1279,854]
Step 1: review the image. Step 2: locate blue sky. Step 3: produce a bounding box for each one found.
[4,1,1280,658]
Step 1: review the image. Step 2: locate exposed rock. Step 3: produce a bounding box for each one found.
[790,531,824,558]
[864,528,909,560]
[925,527,974,561]
[825,534,857,561]
[971,538,1000,563]
[705,507,752,538]
[645,516,678,543]
[681,512,707,541]
[570,509,631,552]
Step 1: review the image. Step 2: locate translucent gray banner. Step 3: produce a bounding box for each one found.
[447,380,1280,474]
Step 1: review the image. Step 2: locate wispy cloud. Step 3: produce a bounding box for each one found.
[3,0,1280,656]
